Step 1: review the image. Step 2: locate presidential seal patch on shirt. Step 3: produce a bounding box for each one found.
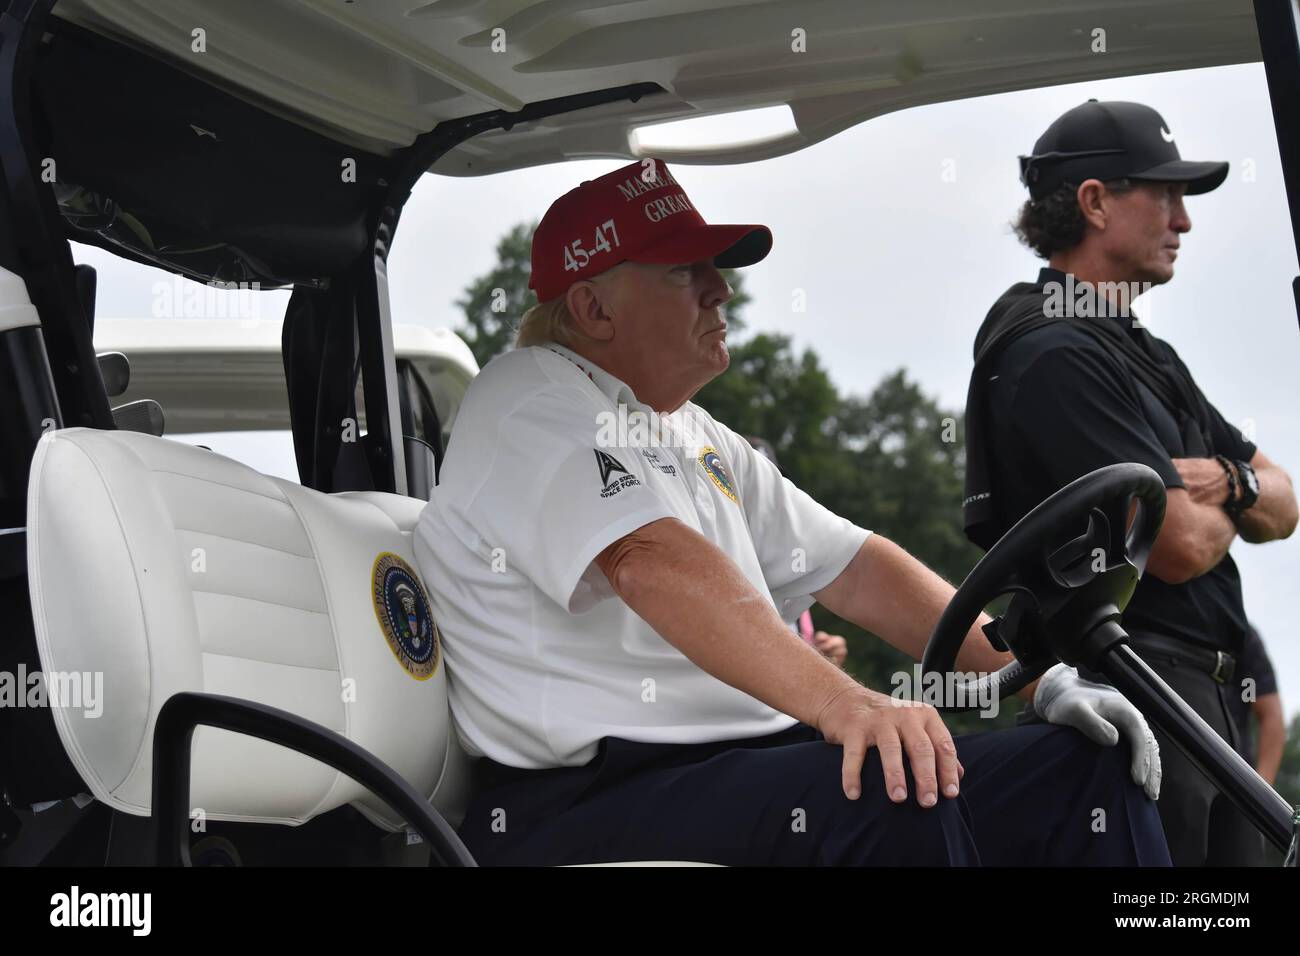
[698,446,738,503]
[371,552,439,680]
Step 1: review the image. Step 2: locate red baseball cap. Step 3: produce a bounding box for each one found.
[528,158,773,302]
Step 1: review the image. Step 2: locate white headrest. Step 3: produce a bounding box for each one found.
[26,427,472,829]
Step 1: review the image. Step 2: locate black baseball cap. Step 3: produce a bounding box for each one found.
[1019,100,1229,200]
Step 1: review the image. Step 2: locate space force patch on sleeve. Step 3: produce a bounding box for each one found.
[595,449,641,498]
[371,552,440,680]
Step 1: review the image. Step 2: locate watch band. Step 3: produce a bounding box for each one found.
[1214,454,1239,514]
[1233,458,1260,513]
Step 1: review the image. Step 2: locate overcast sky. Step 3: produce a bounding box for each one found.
[78,61,1300,718]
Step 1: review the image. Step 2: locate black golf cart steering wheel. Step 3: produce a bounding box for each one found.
[921,463,1167,711]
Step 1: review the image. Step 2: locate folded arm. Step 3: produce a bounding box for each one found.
[1145,481,1238,585]
[1235,449,1298,544]
[1152,450,1299,584]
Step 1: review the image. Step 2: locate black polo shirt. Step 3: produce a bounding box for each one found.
[983,268,1257,653]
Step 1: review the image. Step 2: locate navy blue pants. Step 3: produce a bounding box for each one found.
[457,722,1172,866]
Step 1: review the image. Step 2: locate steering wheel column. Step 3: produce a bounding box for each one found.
[926,462,1165,706]
[923,463,1297,856]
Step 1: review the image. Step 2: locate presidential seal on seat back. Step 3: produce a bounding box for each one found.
[371,552,440,680]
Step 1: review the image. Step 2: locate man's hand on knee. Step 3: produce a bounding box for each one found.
[816,686,964,808]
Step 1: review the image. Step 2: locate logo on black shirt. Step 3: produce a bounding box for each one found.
[595,449,640,498]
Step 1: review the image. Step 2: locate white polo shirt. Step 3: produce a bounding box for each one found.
[413,344,871,769]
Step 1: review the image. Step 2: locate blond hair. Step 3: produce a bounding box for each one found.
[514,295,581,350]
[515,262,628,349]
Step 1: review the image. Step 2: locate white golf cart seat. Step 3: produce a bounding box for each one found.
[25,425,474,834]
[26,426,719,865]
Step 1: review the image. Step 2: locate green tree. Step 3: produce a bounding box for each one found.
[1256,713,1300,864]
[693,332,839,476]
[456,221,536,368]
[822,373,976,586]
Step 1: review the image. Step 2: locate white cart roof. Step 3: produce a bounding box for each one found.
[53,0,1261,175]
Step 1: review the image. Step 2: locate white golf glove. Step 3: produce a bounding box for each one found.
[1033,663,1162,800]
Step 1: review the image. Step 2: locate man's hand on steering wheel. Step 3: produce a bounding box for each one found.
[816,686,965,807]
[1034,663,1163,799]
